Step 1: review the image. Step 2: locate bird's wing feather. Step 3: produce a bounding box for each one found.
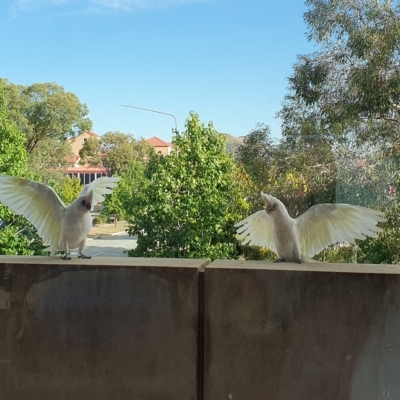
[0,176,66,252]
[79,176,120,204]
[296,204,386,257]
[235,210,276,252]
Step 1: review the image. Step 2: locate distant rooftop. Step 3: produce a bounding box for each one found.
[146,136,172,147]
[86,132,100,137]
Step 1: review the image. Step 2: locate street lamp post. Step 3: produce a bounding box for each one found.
[120,104,178,132]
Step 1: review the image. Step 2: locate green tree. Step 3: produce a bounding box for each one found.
[48,175,83,206]
[126,112,247,260]
[79,131,151,176]
[279,0,400,146]
[28,138,74,184]
[101,162,147,221]
[0,95,28,177]
[235,123,275,187]
[78,136,101,164]
[0,79,92,153]
[236,123,338,216]
[357,204,400,264]
[0,91,46,255]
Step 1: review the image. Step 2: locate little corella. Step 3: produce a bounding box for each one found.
[0,176,120,259]
[235,192,386,263]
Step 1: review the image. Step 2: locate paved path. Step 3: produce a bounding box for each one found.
[70,232,137,258]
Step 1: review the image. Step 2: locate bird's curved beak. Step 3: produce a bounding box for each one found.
[261,192,272,206]
[261,192,277,213]
[85,201,92,211]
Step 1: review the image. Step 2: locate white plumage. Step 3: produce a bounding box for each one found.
[235,192,386,263]
[0,176,120,259]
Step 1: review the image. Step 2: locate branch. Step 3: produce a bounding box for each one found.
[14,227,27,236]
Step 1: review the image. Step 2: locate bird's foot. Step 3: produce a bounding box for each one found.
[78,254,92,259]
[297,259,303,264]
[60,255,71,260]
[274,258,286,263]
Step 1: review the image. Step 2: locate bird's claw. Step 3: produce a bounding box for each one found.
[60,255,71,260]
[297,259,303,264]
[78,254,92,259]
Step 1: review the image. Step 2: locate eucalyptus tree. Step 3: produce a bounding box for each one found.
[279,0,400,147]
[0,79,92,153]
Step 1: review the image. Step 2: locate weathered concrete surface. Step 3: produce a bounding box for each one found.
[204,260,400,400]
[0,256,207,400]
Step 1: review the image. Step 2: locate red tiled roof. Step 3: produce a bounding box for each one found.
[87,132,100,137]
[146,136,172,147]
[66,167,106,173]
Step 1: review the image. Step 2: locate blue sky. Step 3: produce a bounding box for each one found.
[1,0,315,143]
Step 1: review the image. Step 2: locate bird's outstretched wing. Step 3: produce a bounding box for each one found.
[79,176,120,204]
[296,204,386,258]
[0,176,66,252]
[235,210,277,252]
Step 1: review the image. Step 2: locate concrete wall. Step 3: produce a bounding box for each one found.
[204,261,400,400]
[1,256,400,400]
[0,257,206,400]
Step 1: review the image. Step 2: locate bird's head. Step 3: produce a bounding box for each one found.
[261,192,283,214]
[80,198,92,212]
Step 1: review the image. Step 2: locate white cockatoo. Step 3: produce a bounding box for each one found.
[0,176,120,260]
[235,192,386,263]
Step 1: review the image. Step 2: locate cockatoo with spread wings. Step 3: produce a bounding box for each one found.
[235,192,386,263]
[0,176,120,260]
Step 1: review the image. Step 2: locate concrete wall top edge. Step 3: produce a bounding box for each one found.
[208,259,400,275]
[4,256,400,275]
[0,255,209,270]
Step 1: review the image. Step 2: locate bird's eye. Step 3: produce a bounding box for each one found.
[266,203,278,213]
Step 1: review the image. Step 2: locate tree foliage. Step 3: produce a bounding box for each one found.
[357,203,400,264]
[0,93,28,177]
[126,112,247,260]
[236,125,338,216]
[100,162,147,222]
[279,0,400,146]
[235,124,275,188]
[0,79,92,153]
[48,175,83,206]
[79,131,151,176]
[29,138,74,183]
[0,91,46,255]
